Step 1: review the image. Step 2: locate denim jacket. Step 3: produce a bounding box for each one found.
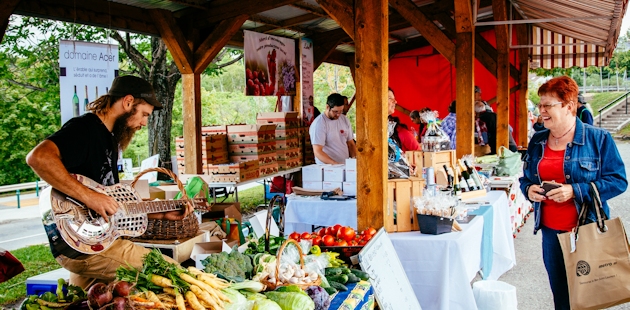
[519,117,627,234]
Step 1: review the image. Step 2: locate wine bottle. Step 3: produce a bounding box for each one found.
[443,165,453,190]
[464,159,483,189]
[457,167,470,192]
[84,85,89,112]
[461,169,478,191]
[95,86,99,99]
[72,85,80,117]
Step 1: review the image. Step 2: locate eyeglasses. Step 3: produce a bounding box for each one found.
[539,102,563,111]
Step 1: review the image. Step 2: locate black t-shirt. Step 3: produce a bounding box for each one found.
[478,111,497,155]
[47,113,119,186]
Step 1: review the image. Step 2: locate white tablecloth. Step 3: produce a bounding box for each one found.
[389,217,484,310]
[284,195,357,233]
[466,191,516,280]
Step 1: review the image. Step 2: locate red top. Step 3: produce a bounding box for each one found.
[397,127,421,152]
[539,144,578,231]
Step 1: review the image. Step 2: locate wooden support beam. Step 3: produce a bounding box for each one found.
[193,14,248,74]
[318,0,355,40]
[182,73,203,174]
[0,0,20,43]
[493,0,509,151]
[454,0,475,159]
[390,0,456,64]
[355,0,387,231]
[150,9,194,74]
[347,53,356,82]
[313,37,344,70]
[388,36,431,57]
[516,22,530,147]
[193,0,298,28]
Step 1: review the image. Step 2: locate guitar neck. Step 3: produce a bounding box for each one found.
[125,198,207,214]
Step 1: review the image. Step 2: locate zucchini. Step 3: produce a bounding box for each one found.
[329,281,348,291]
[323,287,337,295]
[325,267,344,277]
[346,273,361,283]
[350,268,370,281]
[327,274,349,284]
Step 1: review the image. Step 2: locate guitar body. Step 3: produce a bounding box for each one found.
[40,174,197,255]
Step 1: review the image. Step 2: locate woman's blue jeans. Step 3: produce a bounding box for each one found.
[541,226,571,310]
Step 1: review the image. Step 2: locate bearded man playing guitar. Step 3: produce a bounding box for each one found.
[26,75,192,288]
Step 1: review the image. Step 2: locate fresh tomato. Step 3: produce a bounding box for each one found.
[301,232,312,240]
[336,239,348,247]
[337,226,356,242]
[322,235,336,246]
[312,236,322,246]
[363,234,373,242]
[317,228,326,237]
[332,224,342,235]
[364,227,377,236]
[358,240,367,246]
[289,232,300,240]
[349,240,358,246]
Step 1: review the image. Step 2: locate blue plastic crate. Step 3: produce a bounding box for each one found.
[26,268,70,296]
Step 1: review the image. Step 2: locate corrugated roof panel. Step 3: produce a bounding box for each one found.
[390,27,421,40]
[309,19,341,32]
[110,0,188,11]
[336,44,355,53]
[267,28,304,38]
[257,6,309,20]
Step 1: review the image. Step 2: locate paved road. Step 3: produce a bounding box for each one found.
[0,215,47,251]
[501,140,630,310]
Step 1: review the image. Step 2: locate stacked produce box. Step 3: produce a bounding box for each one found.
[227,124,277,177]
[257,112,302,171]
[175,134,229,175]
[302,129,316,165]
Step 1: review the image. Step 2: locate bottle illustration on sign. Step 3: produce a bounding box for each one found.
[84,85,89,112]
[72,85,80,117]
[95,86,98,100]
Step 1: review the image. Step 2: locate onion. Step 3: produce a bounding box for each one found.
[87,283,113,307]
[111,297,127,310]
[113,281,132,297]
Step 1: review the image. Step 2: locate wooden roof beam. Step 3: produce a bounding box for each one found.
[249,13,319,34]
[194,15,249,74]
[0,0,20,43]
[389,0,456,64]
[150,9,194,73]
[290,1,329,17]
[317,0,355,40]
[388,36,431,57]
[193,0,299,29]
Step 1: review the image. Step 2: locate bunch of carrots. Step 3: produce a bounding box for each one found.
[116,249,231,310]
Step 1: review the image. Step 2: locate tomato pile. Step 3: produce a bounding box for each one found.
[288,224,377,247]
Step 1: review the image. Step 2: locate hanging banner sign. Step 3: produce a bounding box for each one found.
[301,38,315,125]
[59,40,119,125]
[244,30,297,97]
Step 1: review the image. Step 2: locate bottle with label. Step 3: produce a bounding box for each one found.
[464,159,483,190]
[457,167,470,192]
[84,85,89,112]
[72,85,80,117]
[461,169,478,191]
[95,86,99,100]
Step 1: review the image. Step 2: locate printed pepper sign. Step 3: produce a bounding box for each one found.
[244,30,298,97]
[0,247,25,283]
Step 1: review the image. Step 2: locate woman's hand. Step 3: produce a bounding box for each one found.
[546,184,575,203]
[528,184,546,202]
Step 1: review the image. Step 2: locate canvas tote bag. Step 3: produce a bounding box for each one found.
[557,183,630,310]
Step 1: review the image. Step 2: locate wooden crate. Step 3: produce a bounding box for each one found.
[405,151,424,177]
[132,230,209,263]
[384,177,425,232]
[423,150,456,186]
[461,188,488,201]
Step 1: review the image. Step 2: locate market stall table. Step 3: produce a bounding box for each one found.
[284,195,357,234]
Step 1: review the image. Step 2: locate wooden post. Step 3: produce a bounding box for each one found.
[454,0,475,158]
[493,0,509,151]
[182,73,203,173]
[516,23,530,147]
[355,0,388,231]
[0,0,21,43]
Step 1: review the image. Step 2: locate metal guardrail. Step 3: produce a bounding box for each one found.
[598,91,630,127]
[0,180,48,208]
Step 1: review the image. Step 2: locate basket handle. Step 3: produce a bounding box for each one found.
[131,167,188,200]
[275,238,305,281]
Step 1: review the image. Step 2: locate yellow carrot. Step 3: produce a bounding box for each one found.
[190,285,222,310]
[198,275,230,289]
[185,290,205,310]
[163,287,177,296]
[149,274,174,288]
[180,273,216,293]
[175,292,186,310]
[145,290,166,309]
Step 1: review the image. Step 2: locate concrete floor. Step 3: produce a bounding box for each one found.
[500,140,630,310]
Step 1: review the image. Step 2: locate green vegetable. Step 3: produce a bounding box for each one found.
[242,291,267,300]
[202,247,254,280]
[341,267,351,274]
[350,269,370,281]
[222,288,252,310]
[56,279,65,302]
[329,281,348,291]
[325,267,343,277]
[252,299,283,310]
[25,305,40,310]
[346,273,361,283]
[229,280,266,292]
[265,291,315,310]
[274,285,304,294]
[116,249,190,293]
[323,287,337,295]
[319,273,331,288]
[327,274,349,284]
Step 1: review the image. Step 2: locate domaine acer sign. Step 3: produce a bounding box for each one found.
[59,40,119,124]
[243,30,297,97]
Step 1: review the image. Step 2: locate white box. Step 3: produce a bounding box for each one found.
[343,182,357,196]
[248,210,280,238]
[121,179,149,199]
[303,181,323,190]
[322,181,343,191]
[191,238,237,270]
[324,164,345,182]
[302,164,325,182]
[345,158,357,169]
[345,168,357,182]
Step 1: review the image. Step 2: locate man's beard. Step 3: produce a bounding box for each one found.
[112,108,139,151]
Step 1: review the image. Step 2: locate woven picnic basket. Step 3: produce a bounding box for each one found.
[131,167,199,240]
[260,239,321,290]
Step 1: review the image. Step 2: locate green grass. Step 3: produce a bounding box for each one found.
[222,184,266,214]
[589,92,626,115]
[0,245,61,306]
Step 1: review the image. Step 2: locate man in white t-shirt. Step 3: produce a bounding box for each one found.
[309,93,357,164]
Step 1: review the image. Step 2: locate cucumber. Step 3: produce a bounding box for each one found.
[350,268,370,281]
[324,287,337,295]
[329,281,348,291]
[325,267,344,277]
[327,274,349,284]
[340,267,351,274]
[346,273,361,283]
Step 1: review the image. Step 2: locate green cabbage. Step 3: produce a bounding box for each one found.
[252,299,283,310]
[222,288,253,310]
[264,291,315,310]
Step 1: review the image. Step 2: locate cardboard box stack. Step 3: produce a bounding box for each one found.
[302,129,316,165]
[301,158,357,195]
[227,124,277,177]
[207,160,259,182]
[175,134,229,175]
[257,112,301,171]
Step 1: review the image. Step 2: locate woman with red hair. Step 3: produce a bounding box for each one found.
[520,76,627,309]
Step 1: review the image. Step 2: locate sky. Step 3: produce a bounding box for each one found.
[622,11,630,38]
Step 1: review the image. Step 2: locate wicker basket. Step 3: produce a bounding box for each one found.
[131,167,199,240]
[261,239,322,290]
